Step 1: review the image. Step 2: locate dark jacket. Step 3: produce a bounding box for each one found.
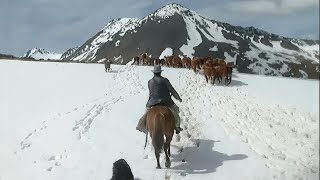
[146,75,181,107]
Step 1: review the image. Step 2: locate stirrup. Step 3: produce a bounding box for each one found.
[175,127,183,134]
[176,127,183,131]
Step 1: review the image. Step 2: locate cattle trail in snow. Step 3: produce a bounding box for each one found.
[176,69,319,179]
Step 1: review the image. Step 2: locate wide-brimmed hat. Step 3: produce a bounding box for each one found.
[151,65,163,73]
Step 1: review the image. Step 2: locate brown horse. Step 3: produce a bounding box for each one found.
[145,106,175,169]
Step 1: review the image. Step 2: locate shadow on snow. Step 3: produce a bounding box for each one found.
[171,139,248,175]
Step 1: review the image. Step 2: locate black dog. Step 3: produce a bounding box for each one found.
[111,159,134,180]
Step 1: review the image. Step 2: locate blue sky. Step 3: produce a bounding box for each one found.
[0,0,319,56]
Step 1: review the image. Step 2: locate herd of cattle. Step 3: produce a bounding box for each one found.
[104,53,236,85]
[132,53,236,85]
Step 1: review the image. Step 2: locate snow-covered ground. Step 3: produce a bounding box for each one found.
[0,60,318,180]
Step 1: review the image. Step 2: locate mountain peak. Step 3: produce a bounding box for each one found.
[23,48,62,60]
[148,3,190,19]
[163,3,186,9]
[24,48,47,57]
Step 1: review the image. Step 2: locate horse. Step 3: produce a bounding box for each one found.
[105,60,111,72]
[145,106,175,169]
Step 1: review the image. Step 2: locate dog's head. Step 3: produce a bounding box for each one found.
[111,159,134,180]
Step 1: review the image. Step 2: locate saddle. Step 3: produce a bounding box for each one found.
[150,104,183,134]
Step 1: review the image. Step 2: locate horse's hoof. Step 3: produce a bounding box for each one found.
[165,161,171,168]
[156,166,161,169]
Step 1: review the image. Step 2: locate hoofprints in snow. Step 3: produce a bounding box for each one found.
[0,59,318,180]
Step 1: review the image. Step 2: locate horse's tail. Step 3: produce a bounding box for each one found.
[152,113,164,156]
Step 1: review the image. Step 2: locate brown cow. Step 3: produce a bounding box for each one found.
[143,57,151,65]
[172,56,183,68]
[165,56,174,67]
[198,56,210,68]
[155,58,161,65]
[141,53,150,65]
[133,56,139,65]
[225,63,236,85]
[191,57,200,73]
[182,56,191,69]
[213,63,224,84]
[213,60,236,85]
[217,58,226,66]
[202,61,216,83]
[150,58,155,66]
[160,59,165,66]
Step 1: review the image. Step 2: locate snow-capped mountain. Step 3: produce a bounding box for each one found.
[62,3,319,79]
[60,46,79,60]
[23,48,62,60]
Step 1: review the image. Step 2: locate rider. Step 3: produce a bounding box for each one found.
[136,65,183,134]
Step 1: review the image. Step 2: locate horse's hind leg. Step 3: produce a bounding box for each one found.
[164,137,172,168]
[155,151,161,169]
[164,148,171,168]
[165,136,172,157]
[228,76,232,85]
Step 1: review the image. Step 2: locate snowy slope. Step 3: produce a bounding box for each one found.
[0,59,318,180]
[67,18,140,61]
[23,48,62,60]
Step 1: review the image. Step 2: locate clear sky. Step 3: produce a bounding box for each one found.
[0,0,319,56]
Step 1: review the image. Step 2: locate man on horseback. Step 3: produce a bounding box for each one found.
[105,59,111,72]
[136,65,183,134]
